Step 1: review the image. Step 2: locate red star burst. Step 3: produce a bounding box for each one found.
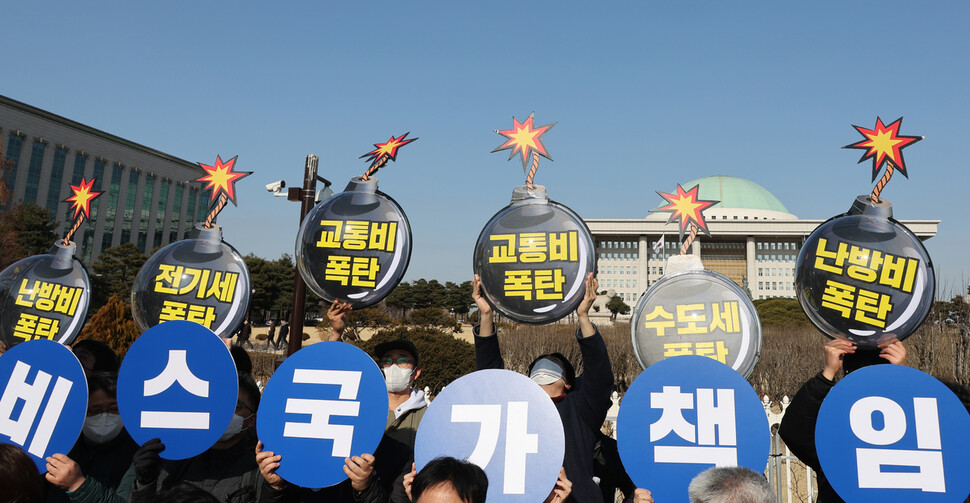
[64,177,104,220]
[492,113,556,170]
[651,184,719,240]
[360,133,417,168]
[195,155,251,205]
[844,117,922,181]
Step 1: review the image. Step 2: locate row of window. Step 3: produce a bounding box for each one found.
[3,132,209,263]
[758,281,792,291]
[758,267,795,277]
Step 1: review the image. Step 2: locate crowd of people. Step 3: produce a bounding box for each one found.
[3,274,936,503]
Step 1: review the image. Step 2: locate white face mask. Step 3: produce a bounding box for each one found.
[82,413,123,444]
[384,365,414,393]
[218,414,247,442]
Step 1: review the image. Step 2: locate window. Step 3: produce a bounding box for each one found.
[169,184,183,242]
[138,175,155,251]
[758,282,763,289]
[46,148,68,215]
[3,134,24,197]
[186,187,198,226]
[23,140,46,204]
[154,181,169,248]
[122,172,138,243]
[101,165,123,250]
[82,160,106,264]
[758,268,763,277]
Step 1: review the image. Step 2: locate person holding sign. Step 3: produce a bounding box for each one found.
[779,339,906,503]
[127,374,263,503]
[471,273,614,503]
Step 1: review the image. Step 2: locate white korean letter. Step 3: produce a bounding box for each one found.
[503,401,538,494]
[650,386,695,442]
[141,350,211,429]
[0,361,73,456]
[283,369,362,458]
[451,404,502,469]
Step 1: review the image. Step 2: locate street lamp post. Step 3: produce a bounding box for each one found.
[285,154,322,357]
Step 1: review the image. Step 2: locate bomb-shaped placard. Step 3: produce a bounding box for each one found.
[0,241,91,348]
[795,196,933,348]
[631,256,762,378]
[132,155,252,338]
[131,223,251,338]
[795,117,933,348]
[296,134,416,308]
[630,183,762,376]
[473,185,596,324]
[296,176,412,308]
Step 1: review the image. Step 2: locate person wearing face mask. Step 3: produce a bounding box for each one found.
[126,373,265,503]
[45,372,139,503]
[327,300,428,450]
[471,273,614,503]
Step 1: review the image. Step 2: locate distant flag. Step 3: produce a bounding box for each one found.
[653,235,665,255]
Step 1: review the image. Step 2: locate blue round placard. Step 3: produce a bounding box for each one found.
[117,320,237,460]
[816,364,970,502]
[616,355,770,503]
[0,339,88,472]
[257,341,388,489]
[415,369,565,502]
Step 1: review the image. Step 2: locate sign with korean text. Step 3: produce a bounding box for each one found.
[473,187,595,324]
[297,177,412,309]
[816,365,970,502]
[0,339,87,472]
[616,355,770,503]
[0,242,90,349]
[795,204,934,348]
[131,224,251,338]
[415,369,565,502]
[117,320,237,460]
[631,269,762,378]
[257,341,388,488]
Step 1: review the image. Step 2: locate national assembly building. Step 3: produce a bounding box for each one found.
[1,95,208,265]
[586,175,939,308]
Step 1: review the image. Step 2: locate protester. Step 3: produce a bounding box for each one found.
[72,339,119,374]
[45,372,138,502]
[778,338,906,503]
[126,373,263,502]
[687,466,774,503]
[472,273,613,503]
[0,444,45,503]
[328,299,427,450]
[406,457,487,503]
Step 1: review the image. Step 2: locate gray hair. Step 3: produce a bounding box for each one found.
[688,466,774,503]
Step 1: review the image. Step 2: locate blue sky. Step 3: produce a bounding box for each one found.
[3,2,968,297]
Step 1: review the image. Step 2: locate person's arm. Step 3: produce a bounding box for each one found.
[327,299,353,342]
[778,338,854,470]
[879,339,907,365]
[471,275,503,370]
[127,438,165,502]
[573,274,614,425]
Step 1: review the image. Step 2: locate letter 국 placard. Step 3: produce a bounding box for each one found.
[257,341,388,489]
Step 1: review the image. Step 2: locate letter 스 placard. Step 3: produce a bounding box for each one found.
[816,365,970,502]
[257,341,388,488]
[0,241,90,349]
[0,339,87,471]
[415,369,565,502]
[473,186,595,324]
[616,355,770,503]
[296,177,412,309]
[131,224,251,338]
[117,321,238,460]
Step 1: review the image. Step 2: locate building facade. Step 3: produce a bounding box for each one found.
[586,175,939,309]
[1,95,209,265]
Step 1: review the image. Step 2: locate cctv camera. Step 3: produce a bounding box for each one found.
[265,180,285,192]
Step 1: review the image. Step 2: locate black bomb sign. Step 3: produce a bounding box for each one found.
[630,260,762,378]
[296,177,412,309]
[0,242,90,348]
[795,196,934,348]
[473,186,596,324]
[131,224,251,338]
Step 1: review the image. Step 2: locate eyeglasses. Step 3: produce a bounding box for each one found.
[86,405,119,416]
[235,400,255,416]
[379,357,414,368]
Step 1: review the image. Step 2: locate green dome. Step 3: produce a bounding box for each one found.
[681,175,789,214]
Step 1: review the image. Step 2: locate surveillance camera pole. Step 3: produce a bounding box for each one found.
[285,154,319,357]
